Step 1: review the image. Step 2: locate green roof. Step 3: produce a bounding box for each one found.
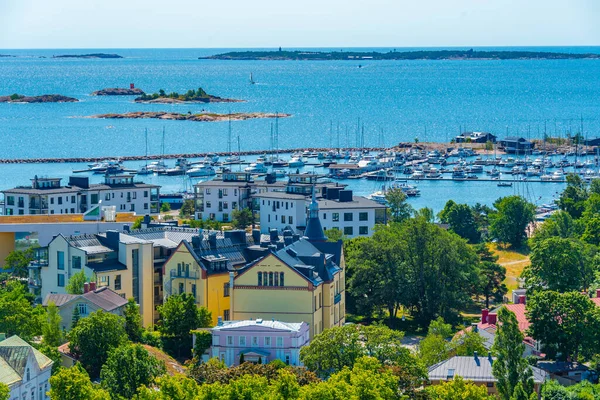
[0,335,53,386]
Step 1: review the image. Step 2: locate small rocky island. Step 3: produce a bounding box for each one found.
[89,111,289,122]
[91,87,145,96]
[0,94,78,103]
[134,88,242,103]
[53,53,123,59]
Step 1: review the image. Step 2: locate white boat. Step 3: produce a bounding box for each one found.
[245,162,268,173]
[273,169,287,178]
[410,171,425,180]
[551,171,565,181]
[225,155,241,163]
[187,164,216,177]
[163,158,190,176]
[525,168,541,177]
[288,157,305,168]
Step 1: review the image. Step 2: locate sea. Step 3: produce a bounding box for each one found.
[1,47,599,212]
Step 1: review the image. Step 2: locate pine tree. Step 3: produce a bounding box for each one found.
[71,306,81,329]
[239,353,245,364]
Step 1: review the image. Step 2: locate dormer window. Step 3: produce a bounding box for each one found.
[26,367,30,381]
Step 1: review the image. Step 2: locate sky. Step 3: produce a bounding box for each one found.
[0,0,599,49]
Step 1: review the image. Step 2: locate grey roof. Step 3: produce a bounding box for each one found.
[65,234,114,254]
[2,182,158,195]
[317,196,386,210]
[255,191,307,200]
[183,230,252,273]
[43,287,127,312]
[123,227,201,248]
[43,293,78,307]
[212,319,305,332]
[274,238,342,285]
[428,356,547,384]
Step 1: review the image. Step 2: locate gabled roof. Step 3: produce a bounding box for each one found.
[0,336,53,386]
[43,287,127,312]
[428,356,546,384]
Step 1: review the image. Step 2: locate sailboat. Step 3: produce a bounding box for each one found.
[249,73,256,85]
[225,114,241,163]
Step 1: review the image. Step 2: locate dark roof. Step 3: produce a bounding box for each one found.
[537,361,590,374]
[87,259,126,272]
[304,192,327,242]
[502,137,531,143]
[42,293,78,307]
[3,182,158,195]
[44,287,127,312]
[274,238,342,285]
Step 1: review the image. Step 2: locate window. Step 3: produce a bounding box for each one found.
[224,309,230,321]
[49,197,54,205]
[205,188,211,195]
[191,284,197,299]
[26,368,30,382]
[274,272,279,286]
[91,194,98,204]
[227,336,233,346]
[344,226,353,235]
[144,203,148,210]
[100,275,110,287]
[223,213,229,222]
[332,212,339,222]
[223,189,228,196]
[280,272,284,286]
[344,212,353,221]
[57,251,64,270]
[70,208,75,214]
[265,337,271,347]
[71,195,75,203]
[285,355,290,365]
[206,201,212,209]
[359,212,368,221]
[289,216,293,224]
[179,282,184,294]
[224,283,230,297]
[263,272,268,286]
[144,190,148,198]
[77,303,88,316]
[252,336,259,347]
[6,196,14,206]
[133,192,137,199]
[57,274,65,287]
[359,226,368,235]
[239,336,246,346]
[258,272,262,286]
[232,201,237,210]
[58,197,63,205]
[223,201,229,210]
[276,337,283,347]
[281,215,285,223]
[115,274,121,290]
[269,272,274,286]
[72,255,81,269]
[447,369,455,379]
[105,193,111,200]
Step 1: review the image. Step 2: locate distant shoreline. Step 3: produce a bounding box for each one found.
[201,49,600,61]
[87,111,289,122]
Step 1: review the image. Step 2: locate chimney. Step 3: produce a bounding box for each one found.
[90,282,96,292]
[208,232,217,249]
[487,313,497,325]
[130,83,135,89]
[252,229,261,244]
[518,295,526,304]
[217,316,223,326]
[269,228,279,243]
[481,309,489,324]
[84,282,90,293]
[596,289,600,298]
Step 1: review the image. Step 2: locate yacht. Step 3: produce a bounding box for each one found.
[89,159,123,173]
[137,160,167,175]
[551,171,565,181]
[426,168,442,179]
[225,154,241,163]
[452,170,467,180]
[187,164,216,177]
[410,171,425,180]
[288,157,305,168]
[245,162,268,174]
[273,169,287,178]
[163,158,190,176]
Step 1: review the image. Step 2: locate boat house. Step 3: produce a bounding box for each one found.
[498,137,535,154]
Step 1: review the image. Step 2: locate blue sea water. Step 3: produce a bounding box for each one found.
[0,47,598,210]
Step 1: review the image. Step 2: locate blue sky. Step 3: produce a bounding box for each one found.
[1,0,599,48]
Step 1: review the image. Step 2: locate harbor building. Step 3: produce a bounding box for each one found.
[498,137,535,154]
[205,319,310,367]
[2,175,160,216]
[455,131,497,144]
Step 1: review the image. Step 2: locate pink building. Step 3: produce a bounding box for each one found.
[208,318,310,366]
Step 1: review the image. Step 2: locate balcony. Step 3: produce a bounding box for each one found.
[28,278,41,288]
[170,270,199,279]
[334,293,341,305]
[28,260,48,269]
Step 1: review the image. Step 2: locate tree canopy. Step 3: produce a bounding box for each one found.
[3,248,35,278]
[124,298,144,342]
[385,188,413,223]
[489,196,535,248]
[49,364,110,400]
[65,270,88,294]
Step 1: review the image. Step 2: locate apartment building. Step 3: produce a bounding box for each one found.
[2,175,160,216]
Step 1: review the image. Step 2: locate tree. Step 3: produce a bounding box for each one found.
[418,318,453,367]
[192,330,212,358]
[3,248,34,277]
[438,200,457,224]
[42,301,63,347]
[36,343,62,375]
[385,188,413,223]
[123,298,143,342]
[101,343,166,399]
[446,203,481,243]
[526,291,600,361]
[414,207,435,222]
[49,364,110,400]
[582,217,600,245]
[529,210,582,247]
[71,306,80,329]
[0,280,43,340]
[0,383,9,400]
[160,202,171,213]
[523,237,592,292]
[65,270,88,294]
[179,199,195,218]
[558,173,588,219]
[231,208,253,229]
[478,261,507,308]
[324,228,345,242]
[157,293,212,358]
[134,374,200,400]
[68,310,128,378]
[490,196,535,248]
[426,376,493,399]
[491,308,535,400]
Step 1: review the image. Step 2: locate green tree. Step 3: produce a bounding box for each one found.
[490,196,535,248]
[385,188,413,223]
[42,301,63,347]
[0,383,9,400]
[68,310,128,378]
[452,330,487,357]
[192,330,212,358]
[414,207,435,222]
[179,199,195,218]
[231,208,253,229]
[271,368,301,400]
[124,298,143,342]
[446,203,481,243]
[324,228,345,242]
[418,317,453,367]
[558,173,588,219]
[523,237,592,292]
[582,217,600,245]
[529,210,582,247]
[492,308,535,400]
[438,200,457,223]
[65,270,88,294]
[101,343,166,399]
[3,247,34,277]
[160,202,171,213]
[157,293,212,358]
[49,364,110,400]
[0,280,43,340]
[36,343,62,375]
[478,260,507,308]
[326,356,400,400]
[526,291,600,361]
[71,306,80,329]
[426,376,493,399]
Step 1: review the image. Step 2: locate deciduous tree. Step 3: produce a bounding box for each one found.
[65,270,88,294]
[49,364,110,400]
[41,301,63,347]
[489,196,535,248]
[385,188,413,223]
[0,280,43,340]
[3,248,34,277]
[124,298,143,342]
[231,208,253,229]
[426,376,493,399]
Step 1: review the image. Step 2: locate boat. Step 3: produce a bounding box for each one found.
[551,171,565,181]
[89,159,124,174]
[426,168,442,179]
[330,168,351,180]
[187,164,216,177]
[497,182,513,187]
[225,155,241,163]
[273,169,287,178]
[366,170,395,181]
[163,158,189,176]
[245,162,268,173]
[288,157,305,168]
[452,170,467,180]
[250,73,256,85]
[410,171,425,180]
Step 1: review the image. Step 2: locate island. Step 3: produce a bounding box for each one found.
[91,87,145,96]
[0,94,78,103]
[200,49,600,61]
[134,88,242,103]
[0,54,15,58]
[53,53,123,59]
[88,111,289,122]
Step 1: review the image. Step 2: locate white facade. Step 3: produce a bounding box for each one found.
[2,176,160,216]
[256,193,306,233]
[195,183,250,223]
[319,202,382,238]
[0,336,53,400]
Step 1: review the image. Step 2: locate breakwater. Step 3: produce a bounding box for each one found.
[0,147,388,164]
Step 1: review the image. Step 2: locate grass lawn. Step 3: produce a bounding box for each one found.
[489,244,531,294]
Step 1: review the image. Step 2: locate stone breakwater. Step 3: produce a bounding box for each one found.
[0,147,387,164]
[88,111,289,122]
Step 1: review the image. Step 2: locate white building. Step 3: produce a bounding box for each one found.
[2,175,160,216]
[194,172,258,223]
[0,335,53,400]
